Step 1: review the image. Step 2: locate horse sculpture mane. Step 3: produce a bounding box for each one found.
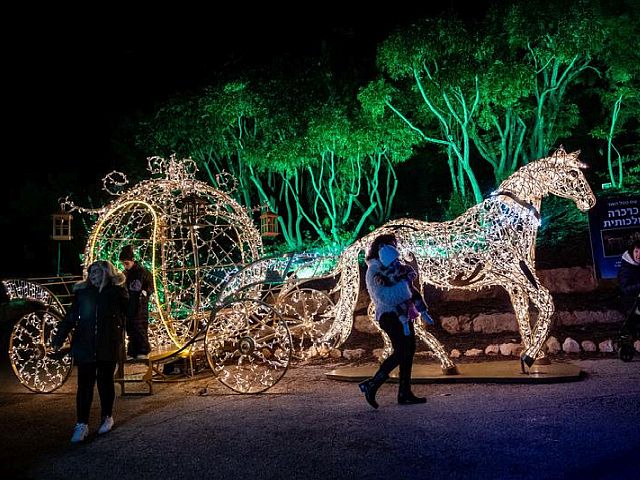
[322,147,596,373]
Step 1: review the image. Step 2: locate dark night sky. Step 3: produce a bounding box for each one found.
[4,2,496,277]
[12,2,496,174]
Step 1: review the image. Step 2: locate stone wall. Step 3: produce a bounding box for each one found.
[341,266,637,361]
[352,266,622,335]
[435,266,599,302]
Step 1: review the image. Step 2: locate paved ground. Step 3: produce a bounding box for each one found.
[1,357,639,480]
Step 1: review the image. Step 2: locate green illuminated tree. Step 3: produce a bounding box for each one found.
[499,0,608,160]
[136,84,263,209]
[589,4,640,189]
[247,98,418,248]
[470,25,535,183]
[138,66,417,249]
[369,1,630,201]
[369,16,484,204]
[199,81,269,208]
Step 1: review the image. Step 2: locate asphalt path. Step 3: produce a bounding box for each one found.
[1,358,639,480]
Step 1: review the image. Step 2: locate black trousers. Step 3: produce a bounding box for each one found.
[377,312,416,387]
[126,316,150,356]
[76,361,117,424]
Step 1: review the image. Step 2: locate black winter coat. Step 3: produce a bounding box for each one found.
[124,262,153,323]
[53,284,129,364]
[618,252,640,314]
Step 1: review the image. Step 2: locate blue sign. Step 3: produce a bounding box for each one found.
[588,194,640,279]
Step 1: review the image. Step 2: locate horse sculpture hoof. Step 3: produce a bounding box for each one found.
[441,365,459,375]
[520,354,535,373]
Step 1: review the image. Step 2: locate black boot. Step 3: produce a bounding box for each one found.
[359,371,388,409]
[398,380,426,405]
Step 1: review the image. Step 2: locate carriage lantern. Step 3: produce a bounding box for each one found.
[51,210,73,276]
[51,211,73,241]
[181,194,209,228]
[260,209,279,238]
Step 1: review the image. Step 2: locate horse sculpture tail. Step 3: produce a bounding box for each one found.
[321,241,364,348]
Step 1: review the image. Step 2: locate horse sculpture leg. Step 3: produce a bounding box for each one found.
[321,248,362,348]
[414,321,457,373]
[368,304,457,374]
[520,281,555,369]
[505,285,534,353]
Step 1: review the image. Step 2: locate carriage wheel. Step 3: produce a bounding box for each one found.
[204,299,292,394]
[8,310,73,393]
[276,288,336,357]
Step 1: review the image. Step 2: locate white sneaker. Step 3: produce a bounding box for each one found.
[71,423,88,443]
[97,416,114,435]
[135,354,148,360]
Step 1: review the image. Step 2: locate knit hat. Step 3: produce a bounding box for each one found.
[379,245,400,267]
[119,245,134,262]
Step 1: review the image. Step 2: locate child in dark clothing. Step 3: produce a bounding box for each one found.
[378,245,434,335]
[119,245,154,360]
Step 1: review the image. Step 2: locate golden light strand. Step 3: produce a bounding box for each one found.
[326,148,595,370]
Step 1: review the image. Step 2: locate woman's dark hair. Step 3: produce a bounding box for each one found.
[628,239,640,255]
[366,233,397,261]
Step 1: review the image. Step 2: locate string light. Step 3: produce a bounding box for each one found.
[6,307,73,392]
[6,148,597,392]
[324,148,596,372]
[7,156,341,393]
[2,280,66,317]
[80,155,264,350]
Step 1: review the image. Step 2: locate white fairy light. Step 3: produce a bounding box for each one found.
[325,148,596,372]
[83,155,264,349]
[8,155,337,394]
[6,148,596,393]
[2,279,66,317]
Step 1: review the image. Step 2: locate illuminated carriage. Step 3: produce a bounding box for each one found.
[3,157,337,394]
[5,148,596,393]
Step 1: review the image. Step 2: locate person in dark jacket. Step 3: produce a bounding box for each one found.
[618,239,640,314]
[119,245,154,360]
[358,233,428,409]
[52,260,128,443]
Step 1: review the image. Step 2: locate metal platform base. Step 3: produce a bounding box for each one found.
[326,360,584,384]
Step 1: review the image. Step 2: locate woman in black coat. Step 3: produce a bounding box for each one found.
[52,260,128,443]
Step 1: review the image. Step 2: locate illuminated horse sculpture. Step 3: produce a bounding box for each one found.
[322,148,596,373]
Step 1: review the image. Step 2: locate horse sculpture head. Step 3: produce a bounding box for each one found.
[540,149,596,212]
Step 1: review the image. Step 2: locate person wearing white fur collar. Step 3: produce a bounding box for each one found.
[358,233,426,409]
